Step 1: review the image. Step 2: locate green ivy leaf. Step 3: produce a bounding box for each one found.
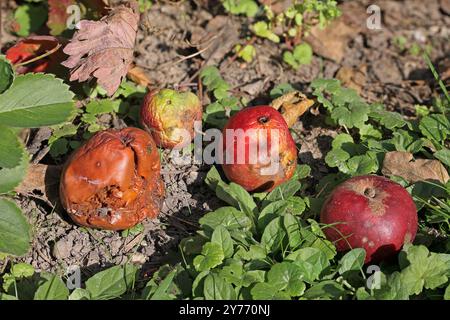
[0,198,30,256]
[0,74,75,128]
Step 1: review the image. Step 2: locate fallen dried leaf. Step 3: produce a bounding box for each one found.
[271,91,314,127]
[336,65,367,95]
[382,151,450,184]
[127,65,151,87]
[15,164,62,204]
[62,1,140,96]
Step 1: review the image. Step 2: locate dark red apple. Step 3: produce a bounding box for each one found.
[140,88,202,149]
[320,175,418,263]
[221,106,298,192]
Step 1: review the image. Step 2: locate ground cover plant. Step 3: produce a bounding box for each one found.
[0,0,449,300]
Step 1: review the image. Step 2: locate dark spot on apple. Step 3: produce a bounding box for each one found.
[252,180,274,192]
[258,116,270,124]
[364,187,376,198]
[96,161,101,167]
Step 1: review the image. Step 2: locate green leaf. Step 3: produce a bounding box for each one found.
[14,4,48,37]
[0,56,14,94]
[303,280,346,299]
[250,282,290,300]
[270,83,295,99]
[211,226,234,258]
[69,288,91,300]
[261,217,286,252]
[229,182,257,218]
[0,74,75,128]
[86,99,121,115]
[199,207,252,232]
[283,213,302,250]
[252,21,280,43]
[0,198,30,256]
[0,125,23,168]
[370,109,408,130]
[267,262,306,297]
[193,242,225,272]
[326,148,350,170]
[204,273,236,300]
[236,44,256,62]
[399,245,449,296]
[287,247,329,283]
[445,284,450,300]
[434,148,450,167]
[265,179,301,203]
[85,266,128,300]
[11,263,34,278]
[34,275,69,300]
[150,269,177,300]
[223,0,259,17]
[419,114,450,144]
[338,248,366,275]
[346,155,378,175]
[293,43,313,65]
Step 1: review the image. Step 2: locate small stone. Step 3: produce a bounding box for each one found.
[53,239,72,260]
[130,253,147,265]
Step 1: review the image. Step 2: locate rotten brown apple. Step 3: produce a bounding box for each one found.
[59,127,164,230]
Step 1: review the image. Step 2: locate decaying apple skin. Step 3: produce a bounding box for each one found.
[60,127,165,230]
[320,175,418,263]
[140,88,202,149]
[221,106,298,192]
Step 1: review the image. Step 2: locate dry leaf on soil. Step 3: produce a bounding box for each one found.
[62,1,140,96]
[335,65,367,95]
[271,91,314,127]
[382,151,450,184]
[127,65,151,87]
[15,164,62,205]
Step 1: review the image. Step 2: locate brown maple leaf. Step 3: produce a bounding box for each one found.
[62,1,140,96]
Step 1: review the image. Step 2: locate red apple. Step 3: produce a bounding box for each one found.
[320,175,418,263]
[221,106,298,192]
[140,88,202,149]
